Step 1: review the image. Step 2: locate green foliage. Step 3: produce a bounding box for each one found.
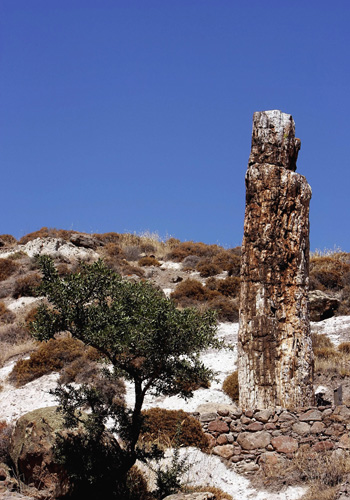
[141,408,208,450]
[153,446,190,499]
[30,256,221,498]
[222,370,239,402]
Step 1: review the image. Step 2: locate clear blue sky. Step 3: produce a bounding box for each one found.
[1,1,349,251]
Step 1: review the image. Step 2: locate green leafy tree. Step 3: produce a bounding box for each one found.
[31,257,221,499]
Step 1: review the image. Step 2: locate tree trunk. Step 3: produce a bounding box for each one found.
[238,110,314,409]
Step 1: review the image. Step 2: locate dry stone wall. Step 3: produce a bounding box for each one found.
[195,405,350,474]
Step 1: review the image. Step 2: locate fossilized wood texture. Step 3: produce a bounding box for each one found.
[238,110,314,410]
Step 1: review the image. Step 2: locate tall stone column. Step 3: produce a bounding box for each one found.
[238,110,314,409]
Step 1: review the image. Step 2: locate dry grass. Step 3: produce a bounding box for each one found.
[141,408,209,451]
[8,337,96,386]
[262,447,350,500]
[312,333,350,376]
[0,339,37,367]
[0,258,19,282]
[183,485,233,500]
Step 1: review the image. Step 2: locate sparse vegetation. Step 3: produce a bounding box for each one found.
[312,333,350,377]
[9,337,96,386]
[13,272,41,298]
[138,256,161,267]
[222,370,239,402]
[141,408,208,450]
[0,258,18,281]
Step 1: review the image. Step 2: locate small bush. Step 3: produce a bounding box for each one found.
[104,242,126,259]
[13,272,41,298]
[0,258,18,281]
[126,466,154,500]
[181,255,201,270]
[138,256,161,267]
[0,234,17,246]
[311,333,336,357]
[205,277,218,290]
[170,279,216,307]
[141,408,208,450]
[0,302,15,324]
[9,337,90,386]
[196,260,221,277]
[216,276,240,298]
[338,342,350,355]
[167,241,222,262]
[92,232,121,245]
[18,227,75,244]
[310,254,350,292]
[208,295,239,322]
[213,250,241,276]
[222,370,239,402]
[123,245,143,261]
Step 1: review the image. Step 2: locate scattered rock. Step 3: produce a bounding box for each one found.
[271,436,298,453]
[9,406,70,498]
[309,290,340,321]
[237,431,271,450]
[212,444,235,459]
[69,233,102,249]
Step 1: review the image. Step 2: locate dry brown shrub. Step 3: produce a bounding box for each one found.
[104,242,126,259]
[205,277,218,290]
[196,260,221,277]
[126,466,154,500]
[311,333,349,375]
[0,258,18,281]
[0,234,17,246]
[222,370,239,402]
[9,337,89,386]
[170,279,216,307]
[13,272,41,298]
[216,276,240,297]
[166,241,222,262]
[212,250,241,276]
[19,227,75,244]
[310,253,350,291]
[92,232,121,245]
[141,408,208,450]
[338,342,350,354]
[207,295,239,322]
[138,256,161,267]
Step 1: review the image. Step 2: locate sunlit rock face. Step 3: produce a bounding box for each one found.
[238,110,314,409]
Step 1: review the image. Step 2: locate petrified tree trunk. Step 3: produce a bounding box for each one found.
[238,110,314,409]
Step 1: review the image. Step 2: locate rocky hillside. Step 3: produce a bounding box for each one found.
[0,228,350,500]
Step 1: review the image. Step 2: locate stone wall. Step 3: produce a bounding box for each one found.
[195,405,350,474]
